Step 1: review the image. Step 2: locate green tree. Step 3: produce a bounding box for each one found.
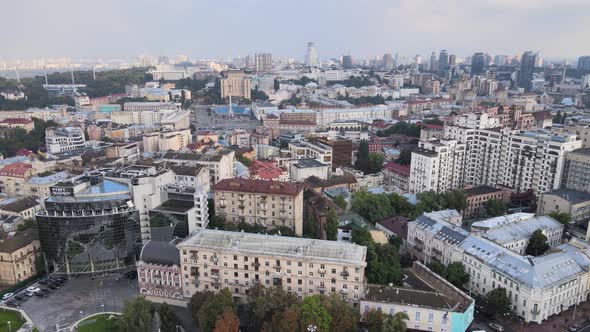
[213,308,240,332]
[485,199,506,217]
[355,139,370,173]
[415,191,447,215]
[119,297,154,332]
[427,261,446,277]
[189,291,214,327]
[445,262,470,288]
[303,217,318,239]
[325,209,339,241]
[159,302,181,332]
[352,228,402,285]
[383,312,409,332]
[395,150,412,165]
[443,190,468,212]
[298,296,332,332]
[333,195,347,209]
[548,211,571,225]
[245,285,298,330]
[270,306,300,332]
[485,288,511,317]
[525,229,550,256]
[350,190,395,223]
[198,289,236,332]
[322,294,359,332]
[368,153,385,174]
[363,308,385,332]
[16,219,37,232]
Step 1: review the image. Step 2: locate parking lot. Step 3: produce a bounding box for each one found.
[7,274,139,331]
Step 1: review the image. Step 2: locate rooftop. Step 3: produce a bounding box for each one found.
[0,118,33,124]
[383,162,411,177]
[0,229,38,253]
[179,229,367,265]
[464,185,504,197]
[471,212,536,230]
[140,241,180,266]
[214,178,303,196]
[482,215,563,245]
[292,159,327,169]
[543,189,590,204]
[0,196,39,213]
[0,162,32,177]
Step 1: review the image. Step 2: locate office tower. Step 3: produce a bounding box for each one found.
[382,53,394,70]
[254,53,272,73]
[535,51,543,67]
[438,50,449,71]
[471,52,485,76]
[483,53,492,67]
[449,54,457,66]
[429,52,438,72]
[518,51,537,91]
[494,55,508,66]
[305,42,319,67]
[157,56,170,65]
[37,175,141,273]
[578,56,590,71]
[342,55,353,69]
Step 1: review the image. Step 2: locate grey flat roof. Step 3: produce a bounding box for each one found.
[179,229,367,265]
[483,215,563,244]
[543,189,590,204]
[293,159,327,168]
[140,241,180,266]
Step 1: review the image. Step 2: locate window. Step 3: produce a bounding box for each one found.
[415,312,421,321]
[428,313,433,322]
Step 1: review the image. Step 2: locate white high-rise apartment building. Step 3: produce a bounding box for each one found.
[410,115,581,194]
[305,42,319,67]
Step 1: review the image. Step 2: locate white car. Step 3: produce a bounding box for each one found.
[488,323,504,332]
[2,293,14,300]
[26,287,40,293]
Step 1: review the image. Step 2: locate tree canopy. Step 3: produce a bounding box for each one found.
[484,288,511,317]
[525,229,550,256]
[352,228,402,285]
[485,199,506,217]
[548,211,571,225]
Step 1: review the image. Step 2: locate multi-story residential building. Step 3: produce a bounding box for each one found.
[406,210,590,324]
[45,127,87,154]
[317,137,352,169]
[105,142,141,164]
[411,126,582,195]
[0,229,42,287]
[288,140,333,169]
[123,102,178,112]
[538,189,590,239]
[383,162,411,194]
[0,196,40,222]
[25,171,72,198]
[463,186,509,219]
[409,140,467,193]
[111,110,189,128]
[254,53,272,73]
[160,150,235,185]
[137,241,184,305]
[142,129,192,153]
[361,262,474,332]
[178,229,367,303]
[562,148,590,194]
[0,162,33,197]
[213,178,304,236]
[36,175,142,273]
[220,70,251,100]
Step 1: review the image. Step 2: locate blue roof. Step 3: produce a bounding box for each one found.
[214,104,251,115]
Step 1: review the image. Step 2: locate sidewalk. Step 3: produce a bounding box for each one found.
[499,301,590,332]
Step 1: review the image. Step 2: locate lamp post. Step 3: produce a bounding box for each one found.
[101,304,105,313]
[80,310,84,320]
[7,320,11,332]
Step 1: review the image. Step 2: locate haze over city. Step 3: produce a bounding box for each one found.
[2,0,590,60]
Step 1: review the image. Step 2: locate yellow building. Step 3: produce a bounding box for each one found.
[0,229,42,287]
[220,70,251,100]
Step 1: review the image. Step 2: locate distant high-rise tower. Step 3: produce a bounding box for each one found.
[429,52,438,72]
[578,56,590,71]
[535,50,543,67]
[254,53,273,73]
[448,54,457,66]
[305,42,319,67]
[518,51,537,91]
[471,52,485,76]
[438,50,449,71]
[382,53,394,70]
[157,56,170,65]
[342,55,353,69]
[494,55,508,66]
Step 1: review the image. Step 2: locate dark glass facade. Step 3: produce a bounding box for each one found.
[37,177,141,274]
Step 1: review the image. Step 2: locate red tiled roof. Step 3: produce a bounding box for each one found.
[214,178,303,196]
[266,114,279,119]
[0,118,33,124]
[15,149,33,156]
[421,123,444,130]
[249,160,285,180]
[0,162,32,177]
[383,162,411,177]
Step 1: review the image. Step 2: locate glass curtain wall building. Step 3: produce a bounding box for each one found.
[36,174,141,274]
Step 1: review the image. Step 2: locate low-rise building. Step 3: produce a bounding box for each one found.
[0,118,34,132]
[538,189,590,239]
[463,186,509,219]
[383,162,411,194]
[0,229,42,287]
[137,241,184,305]
[0,196,40,221]
[361,262,474,332]
[213,178,304,236]
[0,163,33,196]
[288,140,333,169]
[160,150,235,185]
[290,159,330,182]
[178,229,367,303]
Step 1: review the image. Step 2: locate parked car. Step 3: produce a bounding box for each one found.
[47,284,58,290]
[38,278,48,285]
[2,293,14,300]
[489,323,504,332]
[6,300,19,307]
[26,286,40,293]
[13,294,24,301]
[569,324,581,332]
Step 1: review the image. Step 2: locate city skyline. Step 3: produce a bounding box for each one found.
[2,0,590,61]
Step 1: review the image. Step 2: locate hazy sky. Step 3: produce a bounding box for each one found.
[2,0,590,61]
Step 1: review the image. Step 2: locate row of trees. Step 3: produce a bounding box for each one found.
[189,286,364,332]
[376,121,423,138]
[208,216,295,237]
[426,261,470,288]
[328,75,375,88]
[118,297,180,332]
[350,189,468,224]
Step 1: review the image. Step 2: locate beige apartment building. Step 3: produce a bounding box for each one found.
[220,70,251,100]
[213,178,304,236]
[178,229,367,304]
[0,229,42,287]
